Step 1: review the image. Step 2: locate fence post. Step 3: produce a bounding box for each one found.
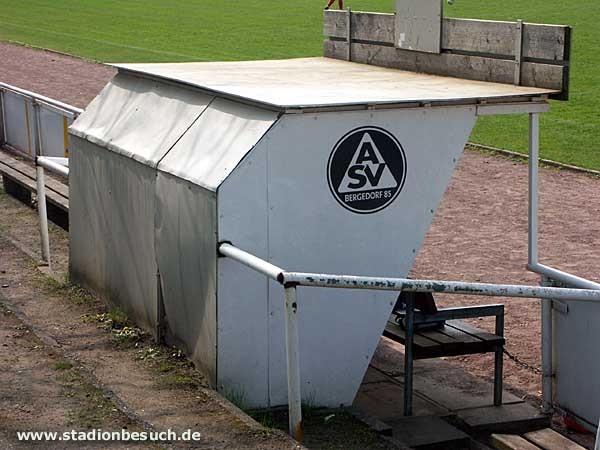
[346,7,352,61]
[493,309,504,406]
[35,162,51,267]
[403,292,415,416]
[540,276,553,414]
[33,101,44,157]
[284,284,303,442]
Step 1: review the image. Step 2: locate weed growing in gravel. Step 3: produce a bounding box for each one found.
[248,410,277,430]
[38,275,94,305]
[112,326,143,346]
[81,307,144,347]
[54,360,73,371]
[221,386,248,411]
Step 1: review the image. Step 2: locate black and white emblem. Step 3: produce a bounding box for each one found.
[327,126,407,214]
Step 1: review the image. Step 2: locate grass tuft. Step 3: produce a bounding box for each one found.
[54,360,73,371]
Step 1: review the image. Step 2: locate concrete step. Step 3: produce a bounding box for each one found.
[388,415,471,450]
[456,403,550,434]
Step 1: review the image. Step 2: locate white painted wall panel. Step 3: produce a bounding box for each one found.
[38,107,68,157]
[218,106,476,407]
[555,303,600,425]
[4,91,36,156]
[217,137,271,407]
[265,107,476,407]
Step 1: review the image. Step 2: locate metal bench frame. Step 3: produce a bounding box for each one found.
[388,293,505,416]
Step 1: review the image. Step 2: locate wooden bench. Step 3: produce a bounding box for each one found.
[383,294,505,416]
[0,148,69,229]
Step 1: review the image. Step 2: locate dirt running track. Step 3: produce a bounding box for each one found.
[2,42,600,406]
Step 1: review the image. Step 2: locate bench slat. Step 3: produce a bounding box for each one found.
[435,324,483,344]
[0,150,69,199]
[384,321,440,349]
[384,318,503,359]
[446,320,504,344]
[1,165,68,211]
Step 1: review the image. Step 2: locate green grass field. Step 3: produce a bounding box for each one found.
[1,0,599,170]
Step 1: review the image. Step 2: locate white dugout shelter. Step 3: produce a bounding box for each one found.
[68,3,600,429]
[69,57,556,408]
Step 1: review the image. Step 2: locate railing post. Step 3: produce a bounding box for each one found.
[35,162,51,267]
[540,276,554,414]
[33,101,44,157]
[403,292,415,416]
[284,284,303,442]
[493,308,504,406]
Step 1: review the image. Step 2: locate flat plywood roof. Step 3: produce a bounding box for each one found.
[115,57,556,111]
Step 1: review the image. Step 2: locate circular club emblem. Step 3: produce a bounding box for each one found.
[327,126,407,214]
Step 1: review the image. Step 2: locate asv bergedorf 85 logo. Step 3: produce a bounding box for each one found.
[327,126,407,214]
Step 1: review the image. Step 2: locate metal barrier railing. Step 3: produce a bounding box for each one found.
[36,156,69,268]
[0,82,82,158]
[524,112,600,413]
[218,242,600,442]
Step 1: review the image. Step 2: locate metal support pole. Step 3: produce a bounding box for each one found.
[33,102,43,157]
[403,292,415,416]
[36,164,51,267]
[540,276,554,414]
[284,285,303,442]
[527,113,554,414]
[528,112,540,266]
[493,310,504,406]
[595,419,600,450]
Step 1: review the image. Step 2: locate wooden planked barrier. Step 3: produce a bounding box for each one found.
[323,11,571,100]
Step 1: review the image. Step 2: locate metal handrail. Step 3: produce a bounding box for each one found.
[217,242,600,442]
[0,82,81,159]
[218,243,283,280]
[525,111,600,414]
[36,156,69,267]
[280,272,600,302]
[0,82,83,117]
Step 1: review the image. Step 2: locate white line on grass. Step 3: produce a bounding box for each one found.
[0,19,207,61]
